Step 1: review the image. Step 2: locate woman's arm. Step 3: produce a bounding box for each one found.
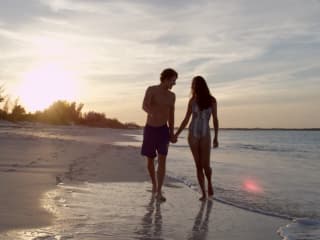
[212,98,219,148]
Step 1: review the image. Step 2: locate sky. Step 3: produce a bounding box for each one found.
[0,0,319,128]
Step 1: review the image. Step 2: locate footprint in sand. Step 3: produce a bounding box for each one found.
[29,160,37,166]
[56,175,63,184]
[5,168,17,172]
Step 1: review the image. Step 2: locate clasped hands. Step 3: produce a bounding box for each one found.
[170,134,178,144]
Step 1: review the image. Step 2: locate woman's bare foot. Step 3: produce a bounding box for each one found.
[152,185,157,195]
[199,195,206,201]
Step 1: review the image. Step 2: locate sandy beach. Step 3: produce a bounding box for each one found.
[0,122,288,239]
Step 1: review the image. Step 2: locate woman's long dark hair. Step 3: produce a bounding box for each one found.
[191,76,215,111]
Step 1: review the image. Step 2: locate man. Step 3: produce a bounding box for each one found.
[141,68,177,202]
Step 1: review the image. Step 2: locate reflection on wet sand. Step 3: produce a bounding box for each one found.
[136,196,163,240]
[188,200,213,240]
[2,182,216,240]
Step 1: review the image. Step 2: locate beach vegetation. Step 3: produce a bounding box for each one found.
[0,86,4,103]
[0,88,140,129]
[11,99,26,121]
[80,111,126,128]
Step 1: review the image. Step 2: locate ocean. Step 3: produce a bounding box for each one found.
[124,129,320,240]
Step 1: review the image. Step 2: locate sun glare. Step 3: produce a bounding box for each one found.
[17,63,78,112]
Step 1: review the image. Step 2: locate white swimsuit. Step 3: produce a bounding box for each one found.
[189,100,212,138]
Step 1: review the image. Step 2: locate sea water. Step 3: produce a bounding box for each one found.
[126,129,320,240]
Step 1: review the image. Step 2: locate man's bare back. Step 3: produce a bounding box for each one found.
[143,85,175,127]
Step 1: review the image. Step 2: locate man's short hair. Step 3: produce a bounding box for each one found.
[160,68,178,82]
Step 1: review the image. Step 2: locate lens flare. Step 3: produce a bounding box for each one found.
[243,179,263,193]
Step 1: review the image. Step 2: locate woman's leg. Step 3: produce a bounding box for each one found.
[199,134,213,196]
[188,134,206,200]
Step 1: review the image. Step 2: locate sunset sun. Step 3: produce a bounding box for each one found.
[17,63,78,112]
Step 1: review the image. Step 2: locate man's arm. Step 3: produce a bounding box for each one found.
[175,98,192,137]
[142,87,153,116]
[168,94,176,139]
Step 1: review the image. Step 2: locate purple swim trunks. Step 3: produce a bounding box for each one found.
[141,124,170,158]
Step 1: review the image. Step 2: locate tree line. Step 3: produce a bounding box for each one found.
[0,87,139,129]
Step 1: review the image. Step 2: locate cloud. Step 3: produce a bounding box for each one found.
[1,0,320,126]
[0,0,64,27]
[292,65,320,80]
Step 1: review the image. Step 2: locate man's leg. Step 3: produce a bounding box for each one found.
[147,157,157,194]
[156,154,166,201]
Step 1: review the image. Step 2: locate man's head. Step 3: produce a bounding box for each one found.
[160,68,178,89]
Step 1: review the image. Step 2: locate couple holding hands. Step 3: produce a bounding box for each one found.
[141,68,219,202]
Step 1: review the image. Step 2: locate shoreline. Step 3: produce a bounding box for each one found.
[0,125,289,239]
[1,120,319,131]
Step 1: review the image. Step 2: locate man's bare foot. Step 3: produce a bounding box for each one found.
[208,185,214,197]
[199,195,206,201]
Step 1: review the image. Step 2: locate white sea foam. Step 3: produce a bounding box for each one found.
[278,218,320,240]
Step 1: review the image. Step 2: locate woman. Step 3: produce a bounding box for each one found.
[174,76,219,200]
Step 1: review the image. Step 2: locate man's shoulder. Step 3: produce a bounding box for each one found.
[147,85,159,92]
[166,91,175,105]
[168,91,175,98]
